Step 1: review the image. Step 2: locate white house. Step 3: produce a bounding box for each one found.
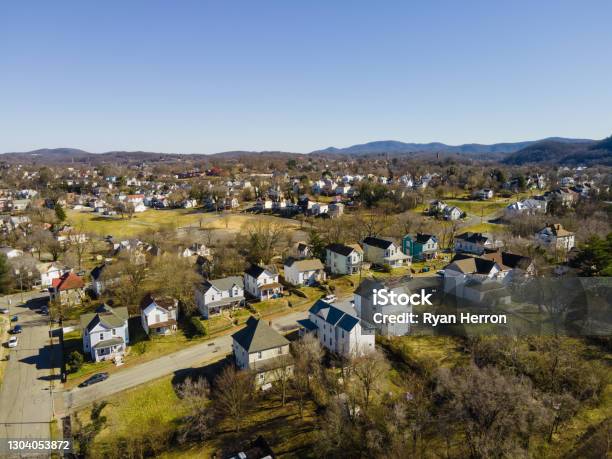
[353,279,413,336]
[506,198,547,215]
[244,265,283,300]
[535,223,575,251]
[140,294,178,336]
[454,232,499,255]
[283,258,326,286]
[232,316,293,386]
[80,304,130,362]
[443,255,509,302]
[37,262,68,289]
[195,276,245,319]
[362,236,410,268]
[475,188,494,200]
[443,206,463,221]
[325,243,363,275]
[298,300,375,358]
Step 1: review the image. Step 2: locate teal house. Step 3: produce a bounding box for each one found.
[402,233,438,261]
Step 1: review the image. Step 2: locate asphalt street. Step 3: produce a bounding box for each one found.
[0,291,59,441]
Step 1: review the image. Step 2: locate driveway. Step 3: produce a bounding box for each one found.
[57,309,310,415]
[0,291,60,440]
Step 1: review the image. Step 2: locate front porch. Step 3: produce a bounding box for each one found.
[258,283,283,300]
[92,337,125,362]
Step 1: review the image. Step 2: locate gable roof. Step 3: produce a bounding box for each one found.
[284,258,324,271]
[51,272,85,291]
[202,276,244,293]
[244,264,276,279]
[362,236,395,250]
[455,232,489,244]
[538,223,573,237]
[482,250,533,270]
[446,255,499,274]
[232,316,289,353]
[80,304,128,332]
[309,299,361,332]
[414,233,436,244]
[326,243,362,257]
[140,293,177,311]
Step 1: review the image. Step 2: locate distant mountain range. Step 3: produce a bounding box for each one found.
[311,137,595,155]
[503,136,612,166]
[2,135,611,165]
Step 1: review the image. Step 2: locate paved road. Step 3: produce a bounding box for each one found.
[57,309,310,415]
[0,291,59,441]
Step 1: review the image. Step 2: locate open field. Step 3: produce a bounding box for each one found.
[66,208,305,240]
[444,198,508,217]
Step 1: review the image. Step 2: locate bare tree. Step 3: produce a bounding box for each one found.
[351,350,390,413]
[214,365,255,433]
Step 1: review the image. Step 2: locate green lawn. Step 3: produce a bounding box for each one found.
[74,373,319,459]
[66,208,304,239]
[445,199,508,216]
[460,222,507,234]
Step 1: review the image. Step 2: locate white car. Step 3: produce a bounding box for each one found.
[323,294,337,303]
[8,336,18,348]
[0,307,9,314]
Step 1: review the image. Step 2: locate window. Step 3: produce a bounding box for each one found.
[278,347,283,355]
[112,329,116,335]
[99,333,104,340]
[257,351,262,359]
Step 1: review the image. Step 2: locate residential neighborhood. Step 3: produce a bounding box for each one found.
[1,2,611,457]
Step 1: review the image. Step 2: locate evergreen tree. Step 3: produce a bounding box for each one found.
[54,203,66,222]
[0,254,10,293]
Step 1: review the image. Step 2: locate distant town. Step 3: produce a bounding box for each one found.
[0,140,610,458]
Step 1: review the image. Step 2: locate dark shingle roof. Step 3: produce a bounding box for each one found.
[232,316,289,353]
[325,243,359,257]
[455,232,489,244]
[244,265,275,278]
[414,233,436,244]
[363,236,394,250]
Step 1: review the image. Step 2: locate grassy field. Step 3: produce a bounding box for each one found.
[444,199,508,217]
[66,208,303,240]
[460,222,507,234]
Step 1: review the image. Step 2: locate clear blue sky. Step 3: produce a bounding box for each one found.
[1,1,611,153]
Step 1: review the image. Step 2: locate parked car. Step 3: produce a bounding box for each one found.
[323,294,337,303]
[40,306,49,315]
[79,372,109,388]
[0,308,9,314]
[11,325,22,334]
[8,336,18,348]
[10,315,18,322]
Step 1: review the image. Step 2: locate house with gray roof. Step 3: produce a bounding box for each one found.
[232,317,293,386]
[80,304,129,362]
[195,276,245,319]
[283,258,326,286]
[298,299,375,357]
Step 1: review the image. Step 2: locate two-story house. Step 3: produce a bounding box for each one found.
[402,233,438,261]
[298,299,375,358]
[80,304,129,362]
[49,272,86,306]
[362,236,411,268]
[283,258,326,286]
[535,223,575,252]
[443,254,511,304]
[232,317,293,386]
[244,265,283,300]
[36,262,69,289]
[195,276,245,319]
[140,294,178,335]
[454,232,499,255]
[325,243,363,275]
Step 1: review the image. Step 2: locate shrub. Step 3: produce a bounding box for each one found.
[190,316,207,337]
[381,263,392,273]
[67,351,84,373]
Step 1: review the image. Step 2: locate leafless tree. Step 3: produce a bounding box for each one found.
[214,365,255,433]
